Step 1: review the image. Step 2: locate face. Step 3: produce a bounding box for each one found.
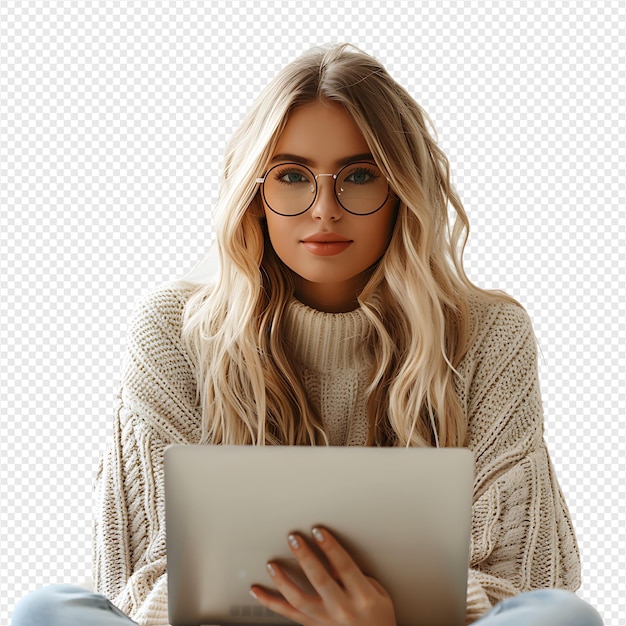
[260,100,398,313]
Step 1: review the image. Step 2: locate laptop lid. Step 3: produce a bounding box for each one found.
[165,445,473,626]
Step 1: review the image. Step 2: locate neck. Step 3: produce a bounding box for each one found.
[294,276,365,312]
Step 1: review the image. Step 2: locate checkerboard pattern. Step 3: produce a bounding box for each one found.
[2,1,624,624]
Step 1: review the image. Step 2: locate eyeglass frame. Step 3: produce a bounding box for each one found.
[255,160,392,217]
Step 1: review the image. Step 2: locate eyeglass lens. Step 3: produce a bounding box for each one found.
[261,162,388,216]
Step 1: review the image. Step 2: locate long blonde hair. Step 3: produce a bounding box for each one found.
[182,43,512,447]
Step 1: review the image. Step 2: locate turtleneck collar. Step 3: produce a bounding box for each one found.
[283,298,373,372]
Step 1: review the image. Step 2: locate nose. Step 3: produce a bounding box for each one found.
[310,174,343,221]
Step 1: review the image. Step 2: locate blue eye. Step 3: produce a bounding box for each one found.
[285,172,306,183]
[274,168,310,185]
[344,168,378,185]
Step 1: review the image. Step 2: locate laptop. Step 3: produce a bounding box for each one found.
[164,445,473,626]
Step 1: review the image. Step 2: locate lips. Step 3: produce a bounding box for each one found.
[301,232,352,243]
[301,233,353,256]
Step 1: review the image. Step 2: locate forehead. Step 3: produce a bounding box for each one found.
[273,100,370,167]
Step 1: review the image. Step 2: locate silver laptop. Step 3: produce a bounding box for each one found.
[164,445,473,626]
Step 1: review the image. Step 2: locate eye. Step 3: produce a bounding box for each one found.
[344,167,379,185]
[273,167,311,185]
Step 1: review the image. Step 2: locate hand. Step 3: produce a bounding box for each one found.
[250,527,397,626]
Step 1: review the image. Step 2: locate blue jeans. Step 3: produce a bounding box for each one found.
[11,584,603,625]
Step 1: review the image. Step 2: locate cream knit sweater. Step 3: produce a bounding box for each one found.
[93,283,581,625]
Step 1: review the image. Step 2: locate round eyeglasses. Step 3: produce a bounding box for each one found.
[255,161,390,216]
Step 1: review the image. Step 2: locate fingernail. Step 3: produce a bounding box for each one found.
[288,534,300,549]
[312,527,324,542]
[249,588,258,599]
[266,562,276,576]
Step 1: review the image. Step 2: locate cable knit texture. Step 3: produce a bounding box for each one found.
[93,283,581,625]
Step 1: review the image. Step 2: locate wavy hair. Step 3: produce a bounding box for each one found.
[181,43,513,447]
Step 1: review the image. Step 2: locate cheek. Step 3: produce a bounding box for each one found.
[263,213,299,267]
[264,213,289,246]
[369,205,398,250]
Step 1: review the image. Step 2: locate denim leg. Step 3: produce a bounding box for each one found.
[11,584,138,626]
[475,589,604,626]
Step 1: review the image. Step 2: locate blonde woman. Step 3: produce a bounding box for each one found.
[12,44,603,626]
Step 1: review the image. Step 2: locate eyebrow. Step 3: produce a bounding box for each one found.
[269,152,375,168]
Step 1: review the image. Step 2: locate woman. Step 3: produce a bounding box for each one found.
[12,44,603,625]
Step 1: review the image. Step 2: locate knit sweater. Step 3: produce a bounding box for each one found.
[93,283,581,625]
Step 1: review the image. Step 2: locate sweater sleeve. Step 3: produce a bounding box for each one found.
[458,300,581,624]
[93,283,201,626]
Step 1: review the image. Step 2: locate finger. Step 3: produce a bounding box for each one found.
[365,575,391,598]
[249,583,309,625]
[285,533,345,604]
[309,527,370,593]
[261,559,323,620]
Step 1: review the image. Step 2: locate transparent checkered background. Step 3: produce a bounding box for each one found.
[1,0,624,624]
